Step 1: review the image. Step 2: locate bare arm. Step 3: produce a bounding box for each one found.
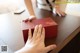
[53,0,66,16]
[54,0,61,7]
[24,0,36,16]
[55,0,67,7]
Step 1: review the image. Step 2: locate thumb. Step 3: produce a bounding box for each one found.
[45,44,57,52]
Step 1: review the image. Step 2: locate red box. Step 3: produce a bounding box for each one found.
[21,18,58,43]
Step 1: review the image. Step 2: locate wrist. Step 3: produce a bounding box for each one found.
[54,5,60,8]
[54,5,60,10]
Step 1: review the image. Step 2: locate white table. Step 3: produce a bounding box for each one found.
[0,11,29,53]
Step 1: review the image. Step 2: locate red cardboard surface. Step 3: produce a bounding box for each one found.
[21,18,58,43]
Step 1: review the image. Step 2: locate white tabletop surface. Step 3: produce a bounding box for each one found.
[0,10,29,53]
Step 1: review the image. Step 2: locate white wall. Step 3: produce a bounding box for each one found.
[65,4,80,16]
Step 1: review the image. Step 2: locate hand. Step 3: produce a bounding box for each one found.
[23,15,36,22]
[15,25,56,53]
[53,6,66,17]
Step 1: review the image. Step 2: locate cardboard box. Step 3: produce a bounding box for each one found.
[21,18,58,43]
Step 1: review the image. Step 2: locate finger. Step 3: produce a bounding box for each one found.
[61,12,66,17]
[28,29,32,40]
[36,24,43,39]
[33,25,39,39]
[45,44,57,53]
[41,28,45,42]
[23,18,29,22]
[57,11,66,17]
[56,11,62,17]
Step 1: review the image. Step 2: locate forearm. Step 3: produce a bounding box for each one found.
[51,0,60,8]
[54,0,67,9]
[53,0,61,9]
[55,0,67,5]
[24,0,35,16]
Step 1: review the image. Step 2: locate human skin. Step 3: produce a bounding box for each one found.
[15,25,57,53]
[24,0,66,17]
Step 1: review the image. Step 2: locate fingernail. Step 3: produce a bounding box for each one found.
[35,25,38,28]
[39,24,43,27]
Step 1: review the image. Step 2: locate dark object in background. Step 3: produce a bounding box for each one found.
[14,9,25,14]
[59,32,80,53]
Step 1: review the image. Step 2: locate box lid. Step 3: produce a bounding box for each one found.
[21,17,58,30]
